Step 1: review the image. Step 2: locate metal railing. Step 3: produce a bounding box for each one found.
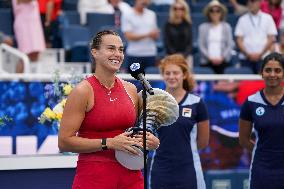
[0,43,30,74]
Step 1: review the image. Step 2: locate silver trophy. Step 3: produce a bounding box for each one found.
[115,88,179,170]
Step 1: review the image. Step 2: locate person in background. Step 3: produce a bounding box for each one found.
[164,0,192,67]
[0,31,13,46]
[229,0,249,15]
[260,0,282,30]
[108,0,132,27]
[58,30,159,189]
[149,54,209,189]
[78,0,113,25]
[239,52,284,189]
[38,0,63,48]
[121,0,159,72]
[235,0,277,74]
[198,0,234,74]
[12,0,46,73]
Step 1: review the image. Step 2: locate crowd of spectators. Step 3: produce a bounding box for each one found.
[0,0,284,74]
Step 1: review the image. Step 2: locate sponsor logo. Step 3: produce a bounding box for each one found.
[256,107,265,116]
[182,108,192,117]
[130,63,140,72]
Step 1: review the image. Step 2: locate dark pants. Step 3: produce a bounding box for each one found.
[202,61,228,74]
[240,59,262,74]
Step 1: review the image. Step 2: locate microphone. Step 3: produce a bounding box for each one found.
[128,63,154,95]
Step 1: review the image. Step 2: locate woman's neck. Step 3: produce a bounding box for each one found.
[166,87,186,102]
[263,86,284,96]
[93,71,116,89]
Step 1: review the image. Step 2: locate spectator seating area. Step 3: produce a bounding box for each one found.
[0,0,249,74]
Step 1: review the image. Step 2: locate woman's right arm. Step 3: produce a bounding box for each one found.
[239,119,255,152]
[58,81,142,155]
[58,81,103,153]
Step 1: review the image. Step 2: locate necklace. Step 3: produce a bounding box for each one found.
[93,75,118,102]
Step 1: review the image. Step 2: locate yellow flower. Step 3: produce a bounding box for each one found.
[63,84,73,95]
[43,107,56,120]
[60,99,67,107]
[56,113,62,121]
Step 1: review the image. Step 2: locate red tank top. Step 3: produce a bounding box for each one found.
[78,75,137,162]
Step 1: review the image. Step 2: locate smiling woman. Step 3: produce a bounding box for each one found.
[239,52,284,189]
[58,30,160,189]
[149,54,209,189]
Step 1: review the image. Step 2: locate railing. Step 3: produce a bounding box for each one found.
[0,43,30,74]
[0,73,262,81]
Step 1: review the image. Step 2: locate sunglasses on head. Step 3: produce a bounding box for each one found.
[173,6,185,11]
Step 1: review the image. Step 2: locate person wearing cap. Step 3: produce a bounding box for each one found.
[235,0,277,74]
[198,0,234,74]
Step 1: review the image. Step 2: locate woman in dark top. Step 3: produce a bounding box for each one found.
[164,0,192,66]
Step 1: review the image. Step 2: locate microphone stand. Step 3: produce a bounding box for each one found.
[142,85,148,189]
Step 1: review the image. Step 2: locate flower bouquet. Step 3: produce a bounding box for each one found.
[38,70,83,128]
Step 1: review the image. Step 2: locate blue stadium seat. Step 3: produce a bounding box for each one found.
[226,14,239,28]
[193,66,215,74]
[0,8,13,35]
[86,13,115,34]
[190,2,234,14]
[156,13,168,57]
[191,13,206,52]
[224,66,254,74]
[62,11,80,25]
[145,66,160,74]
[62,0,78,11]
[62,25,91,62]
[148,4,170,13]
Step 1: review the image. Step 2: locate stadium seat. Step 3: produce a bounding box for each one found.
[191,13,206,48]
[193,66,215,74]
[62,25,91,62]
[148,4,170,13]
[156,13,169,57]
[86,13,115,34]
[62,11,80,25]
[0,8,13,35]
[62,0,77,11]
[145,66,160,74]
[224,66,254,74]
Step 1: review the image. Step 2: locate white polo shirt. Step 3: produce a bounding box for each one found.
[121,8,158,57]
[235,11,277,58]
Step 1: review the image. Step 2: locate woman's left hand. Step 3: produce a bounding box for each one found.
[134,132,160,150]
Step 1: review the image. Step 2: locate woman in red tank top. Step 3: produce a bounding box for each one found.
[58,30,160,189]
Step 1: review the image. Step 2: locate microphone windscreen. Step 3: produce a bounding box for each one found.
[128,62,145,79]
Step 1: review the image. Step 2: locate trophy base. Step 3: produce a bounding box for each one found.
[115,146,144,170]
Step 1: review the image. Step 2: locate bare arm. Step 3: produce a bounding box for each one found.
[45,0,54,26]
[124,29,159,41]
[58,81,142,155]
[260,35,275,56]
[236,36,248,57]
[197,120,210,149]
[239,119,255,152]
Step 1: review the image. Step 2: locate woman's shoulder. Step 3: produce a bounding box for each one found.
[72,80,93,97]
[121,80,137,92]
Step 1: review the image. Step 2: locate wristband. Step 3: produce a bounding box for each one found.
[101,138,108,150]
